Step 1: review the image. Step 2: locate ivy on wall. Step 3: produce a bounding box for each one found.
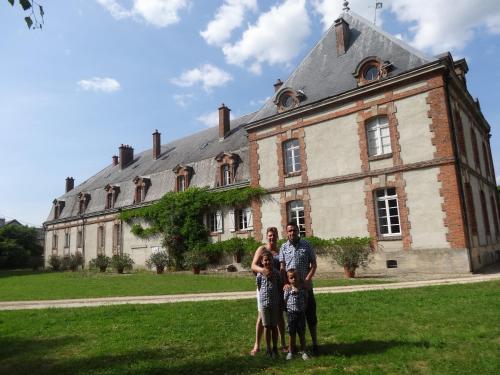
[120,186,265,269]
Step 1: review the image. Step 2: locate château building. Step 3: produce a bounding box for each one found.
[44,12,500,273]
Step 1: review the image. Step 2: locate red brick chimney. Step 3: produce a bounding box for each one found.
[274,79,283,92]
[152,129,161,160]
[218,103,231,140]
[112,155,119,166]
[119,144,134,169]
[334,17,350,55]
[65,177,74,193]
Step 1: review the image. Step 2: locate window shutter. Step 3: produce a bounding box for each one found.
[216,210,223,233]
[246,208,253,229]
[229,209,235,232]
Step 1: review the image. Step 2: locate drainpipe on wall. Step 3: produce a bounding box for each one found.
[81,215,86,269]
[443,73,473,272]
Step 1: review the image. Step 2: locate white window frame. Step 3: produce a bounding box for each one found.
[284,139,301,174]
[235,208,252,231]
[287,200,306,237]
[97,226,105,252]
[208,210,223,233]
[177,175,186,192]
[375,188,401,237]
[367,117,391,157]
[221,164,232,186]
[64,232,70,248]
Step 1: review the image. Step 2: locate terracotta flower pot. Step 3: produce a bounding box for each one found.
[99,266,107,273]
[192,266,201,275]
[343,265,356,278]
[234,253,242,263]
[156,266,164,274]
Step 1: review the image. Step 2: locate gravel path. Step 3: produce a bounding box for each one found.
[1,272,498,311]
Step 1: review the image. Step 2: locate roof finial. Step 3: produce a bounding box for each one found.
[343,1,350,12]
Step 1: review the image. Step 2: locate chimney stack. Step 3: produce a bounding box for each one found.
[273,79,283,92]
[119,144,134,169]
[65,177,74,193]
[112,155,119,166]
[334,17,350,55]
[218,103,231,140]
[152,129,161,160]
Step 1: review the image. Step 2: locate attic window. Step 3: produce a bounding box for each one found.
[274,88,304,113]
[354,58,392,86]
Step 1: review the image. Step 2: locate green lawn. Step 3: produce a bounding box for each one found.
[0,270,386,301]
[0,281,498,374]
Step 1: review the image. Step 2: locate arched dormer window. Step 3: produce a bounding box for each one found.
[172,165,194,192]
[77,192,91,214]
[353,57,392,86]
[133,176,151,204]
[104,184,120,209]
[215,152,239,187]
[53,199,65,219]
[273,87,305,112]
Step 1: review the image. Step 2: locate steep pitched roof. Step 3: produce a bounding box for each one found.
[250,11,434,123]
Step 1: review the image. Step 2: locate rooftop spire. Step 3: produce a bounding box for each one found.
[343,1,350,12]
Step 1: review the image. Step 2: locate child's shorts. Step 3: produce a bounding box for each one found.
[287,311,306,335]
[260,306,278,327]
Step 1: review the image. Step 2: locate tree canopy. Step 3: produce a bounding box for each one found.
[0,223,43,268]
[7,0,44,29]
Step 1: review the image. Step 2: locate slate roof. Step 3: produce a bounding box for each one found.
[249,11,435,123]
[46,11,436,223]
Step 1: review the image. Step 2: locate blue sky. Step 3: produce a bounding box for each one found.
[1,0,499,227]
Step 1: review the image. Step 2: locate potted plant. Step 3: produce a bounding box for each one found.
[111,253,134,274]
[65,252,84,272]
[184,250,208,274]
[146,251,169,274]
[329,237,373,278]
[48,254,62,271]
[89,254,111,272]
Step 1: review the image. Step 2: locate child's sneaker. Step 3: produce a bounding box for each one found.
[286,352,293,360]
[301,351,310,361]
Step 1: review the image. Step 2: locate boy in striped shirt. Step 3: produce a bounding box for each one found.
[284,268,309,360]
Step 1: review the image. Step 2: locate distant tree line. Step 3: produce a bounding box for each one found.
[0,224,43,269]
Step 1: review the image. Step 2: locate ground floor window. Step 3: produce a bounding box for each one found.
[52,233,58,250]
[77,230,83,248]
[375,188,401,237]
[208,210,223,233]
[97,226,105,254]
[287,200,306,237]
[235,208,252,231]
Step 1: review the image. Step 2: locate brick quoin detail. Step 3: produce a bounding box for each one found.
[427,78,467,248]
[248,133,263,241]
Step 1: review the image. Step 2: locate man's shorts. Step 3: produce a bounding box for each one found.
[286,310,306,335]
[260,306,278,327]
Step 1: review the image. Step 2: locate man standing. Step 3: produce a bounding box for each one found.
[279,222,319,355]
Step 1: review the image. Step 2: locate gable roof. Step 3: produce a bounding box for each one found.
[250,11,434,123]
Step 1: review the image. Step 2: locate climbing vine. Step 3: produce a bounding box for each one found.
[120,186,265,269]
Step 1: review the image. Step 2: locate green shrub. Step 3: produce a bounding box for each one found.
[111,254,134,274]
[183,250,208,269]
[89,254,111,272]
[61,253,84,272]
[48,255,62,271]
[329,236,373,273]
[146,251,170,273]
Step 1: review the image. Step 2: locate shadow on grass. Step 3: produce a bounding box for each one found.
[0,269,46,278]
[0,335,277,375]
[321,339,431,357]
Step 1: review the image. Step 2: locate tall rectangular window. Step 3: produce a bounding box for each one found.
[77,230,83,248]
[52,233,58,250]
[235,208,252,231]
[480,191,491,236]
[375,188,401,236]
[221,164,232,186]
[287,200,306,237]
[177,175,186,192]
[284,139,301,174]
[367,117,391,157]
[64,232,70,248]
[97,226,105,253]
[112,224,121,254]
[208,210,223,233]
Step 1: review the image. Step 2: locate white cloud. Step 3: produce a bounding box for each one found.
[312,0,379,30]
[173,93,194,107]
[170,64,233,92]
[96,0,189,27]
[196,111,220,127]
[201,0,257,46]
[222,0,310,74]
[77,77,121,92]
[387,0,500,54]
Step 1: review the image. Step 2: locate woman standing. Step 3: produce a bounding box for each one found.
[250,226,287,355]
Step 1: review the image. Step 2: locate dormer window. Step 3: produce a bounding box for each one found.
[133,176,151,204]
[105,184,120,209]
[215,152,239,187]
[78,193,91,214]
[53,199,65,219]
[274,88,305,112]
[354,57,392,86]
[172,165,193,192]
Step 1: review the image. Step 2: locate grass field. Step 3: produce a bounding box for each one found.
[0,281,499,374]
[0,270,387,301]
